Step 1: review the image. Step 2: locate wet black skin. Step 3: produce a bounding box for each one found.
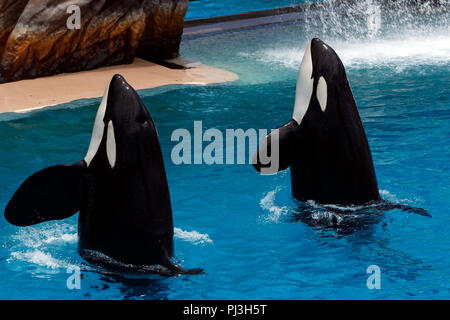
[254,38,382,205]
[292,38,380,204]
[78,75,174,267]
[5,75,202,274]
[254,39,429,218]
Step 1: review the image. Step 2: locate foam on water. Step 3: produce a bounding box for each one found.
[310,210,345,224]
[7,224,211,269]
[43,233,78,244]
[260,187,290,223]
[174,227,213,245]
[7,223,79,270]
[379,189,424,207]
[10,224,77,249]
[8,250,75,270]
[258,188,424,226]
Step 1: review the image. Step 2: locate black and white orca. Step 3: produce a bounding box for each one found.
[5,74,201,275]
[253,38,428,216]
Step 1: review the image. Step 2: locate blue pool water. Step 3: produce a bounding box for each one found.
[186,0,310,20]
[0,1,449,299]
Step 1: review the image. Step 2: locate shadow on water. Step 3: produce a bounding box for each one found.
[288,200,434,284]
[291,200,430,236]
[291,201,387,236]
[97,273,170,300]
[78,265,171,300]
[79,250,189,300]
[78,262,172,300]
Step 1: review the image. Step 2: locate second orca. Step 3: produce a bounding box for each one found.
[253,38,429,216]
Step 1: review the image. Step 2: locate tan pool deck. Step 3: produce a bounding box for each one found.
[0,58,238,114]
[0,4,318,114]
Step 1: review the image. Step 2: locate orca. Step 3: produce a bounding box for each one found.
[5,74,201,275]
[253,38,429,216]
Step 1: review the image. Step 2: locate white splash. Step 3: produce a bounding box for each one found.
[366,0,382,38]
[255,0,450,72]
[8,224,78,270]
[307,200,375,212]
[174,227,213,245]
[335,34,450,68]
[379,189,422,205]
[260,187,290,223]
[310,210,345,224]
[303,200,363,224]
[11,225,77,248]
[8,250,75,270]
[43,233,78,244]
[257,32,450,71]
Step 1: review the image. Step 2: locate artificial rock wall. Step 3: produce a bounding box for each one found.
[0,0,188,83]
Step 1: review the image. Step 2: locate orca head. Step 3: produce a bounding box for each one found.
[293,38,349,125]
[254,38,380,205]
[254,38,361,175]
[84,74,158,171]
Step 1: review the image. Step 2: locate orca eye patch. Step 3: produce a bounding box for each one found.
[316,76,328,112]
[106,120,116,168]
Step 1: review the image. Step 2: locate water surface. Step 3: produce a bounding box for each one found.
[0,1,449,299]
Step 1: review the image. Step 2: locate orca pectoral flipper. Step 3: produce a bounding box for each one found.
[253,120,299,175]
[167,263,204,276]
[368,200,431,217]
[387,202,431,217]
[162,251,204,276]
[5,161,86,226]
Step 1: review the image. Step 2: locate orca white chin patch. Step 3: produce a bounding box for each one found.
[292,41,314,125]
[106,121,116,168]
[316,76,328,112]
[85,81,110,167]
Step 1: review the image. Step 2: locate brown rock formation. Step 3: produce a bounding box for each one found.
[139,0,188,61]
[0,1,28,52]
[0,0,188,83]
